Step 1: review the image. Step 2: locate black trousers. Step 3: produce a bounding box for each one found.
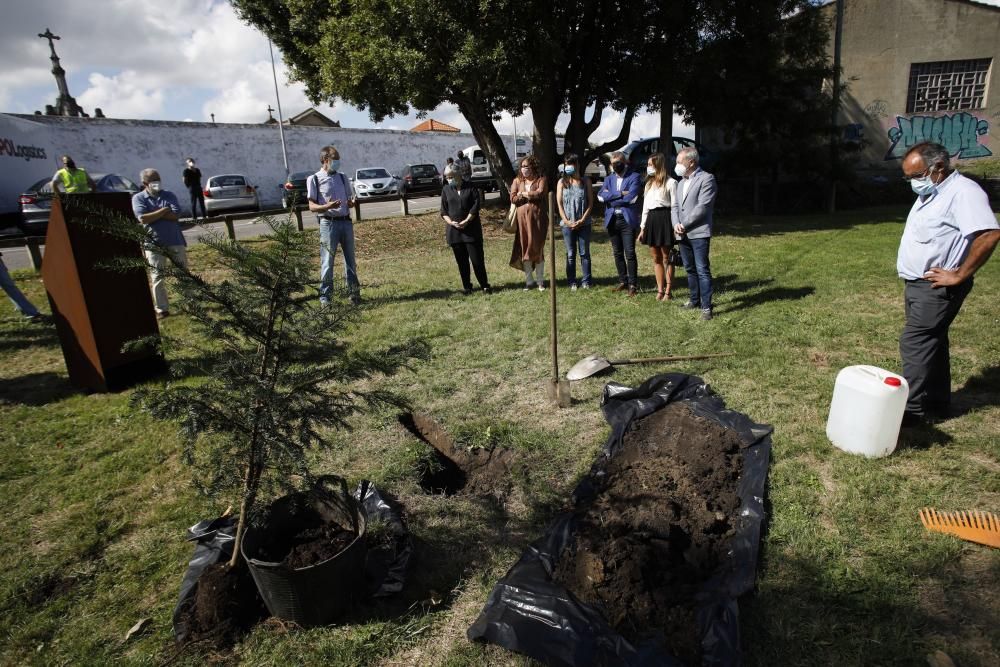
[189,188,207,219]
[899,278,973,416]
[451,241,490,290]
[608,217,638,287]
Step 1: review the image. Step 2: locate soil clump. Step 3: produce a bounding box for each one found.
[553,402,744,664]
[178,561,267,647]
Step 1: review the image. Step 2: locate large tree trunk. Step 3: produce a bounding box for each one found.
[530,95,561,184]
[658,92,673,160]
[456,98,514,203]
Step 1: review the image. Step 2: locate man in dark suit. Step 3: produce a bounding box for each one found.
[182,157,207,222]
[672,147,718,320]
[598,151,642,296]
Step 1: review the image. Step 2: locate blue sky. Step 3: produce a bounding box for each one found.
[1,0,689,142]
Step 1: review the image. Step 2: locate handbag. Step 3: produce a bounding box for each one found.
[503,202,517,233]
[669,247,683,267]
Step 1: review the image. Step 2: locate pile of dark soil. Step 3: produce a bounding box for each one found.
[281,523,358,569]
[178,561,267,647]
[553,402,744,664]
[400,412,517,497]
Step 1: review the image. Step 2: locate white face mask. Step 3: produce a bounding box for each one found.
[646,166,656,176]
[148,181,162,195]
[674,162,688,178]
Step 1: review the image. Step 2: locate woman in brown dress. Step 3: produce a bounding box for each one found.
[508,155,549,290]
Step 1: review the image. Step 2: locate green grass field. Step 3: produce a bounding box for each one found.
[1,203,997,666]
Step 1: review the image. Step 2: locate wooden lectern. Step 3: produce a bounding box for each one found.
[42,193,166,392]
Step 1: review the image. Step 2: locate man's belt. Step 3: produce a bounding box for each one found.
[320,215,351,221]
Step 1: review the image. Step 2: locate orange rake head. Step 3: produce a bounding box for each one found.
[919,508,1000,548]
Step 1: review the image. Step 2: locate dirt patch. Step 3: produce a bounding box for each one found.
[178,561,267,647]
[553,402,744,664]
[280,523,358,569]
[400,412,517,498]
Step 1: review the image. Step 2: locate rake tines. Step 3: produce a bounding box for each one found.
[919,508,1000,548]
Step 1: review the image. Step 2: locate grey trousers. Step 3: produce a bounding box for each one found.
[899,278,973,416]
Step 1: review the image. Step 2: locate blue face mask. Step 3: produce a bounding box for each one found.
[327,159,340,173]
[564,165,576,176]
[449,177,461,186]
[910,175,936,197]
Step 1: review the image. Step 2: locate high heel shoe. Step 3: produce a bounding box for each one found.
[656,289,666,302]
[665,285,673,300]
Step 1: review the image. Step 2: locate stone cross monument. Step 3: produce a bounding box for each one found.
[38,28,89,117]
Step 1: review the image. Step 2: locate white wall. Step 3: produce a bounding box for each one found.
[0,113,503,215]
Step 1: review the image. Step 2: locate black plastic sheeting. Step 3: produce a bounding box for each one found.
[172,480,412,641]
[467,373,773,666]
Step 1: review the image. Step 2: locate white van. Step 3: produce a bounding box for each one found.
[461,145,499,190]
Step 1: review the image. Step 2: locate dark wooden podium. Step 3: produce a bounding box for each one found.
[42,193,166,392]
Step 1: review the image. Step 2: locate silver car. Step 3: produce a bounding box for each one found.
[352,168,398,198]
[204,174,260,214]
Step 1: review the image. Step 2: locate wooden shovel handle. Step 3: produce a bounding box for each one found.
[608,353,735,365]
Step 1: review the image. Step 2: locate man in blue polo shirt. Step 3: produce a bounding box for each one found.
[898,141,999,426]
[132,168,188,319]
[308,145,359,305]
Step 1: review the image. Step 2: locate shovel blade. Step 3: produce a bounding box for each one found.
[566,354,611,381]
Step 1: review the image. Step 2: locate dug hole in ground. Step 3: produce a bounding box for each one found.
[469,373,772,666]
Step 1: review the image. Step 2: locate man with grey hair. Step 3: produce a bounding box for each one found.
[671,146,718,319]
[898,141,999,426]
[131,168,187,318]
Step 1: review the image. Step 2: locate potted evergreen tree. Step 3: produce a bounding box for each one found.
[97,211,426,631]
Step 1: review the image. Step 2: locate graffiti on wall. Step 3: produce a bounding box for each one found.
[885,112,991,160]
[864,99,888,119]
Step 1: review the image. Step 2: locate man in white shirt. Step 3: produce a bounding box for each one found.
[897,141,999,425]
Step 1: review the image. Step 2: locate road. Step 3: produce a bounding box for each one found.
[1,192,498,271]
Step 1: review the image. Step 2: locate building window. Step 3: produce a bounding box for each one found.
[906,59,991,113]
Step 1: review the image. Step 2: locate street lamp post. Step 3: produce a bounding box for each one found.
[269,39,290,179]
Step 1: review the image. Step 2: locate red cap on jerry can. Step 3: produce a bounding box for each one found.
[884,377,902,387]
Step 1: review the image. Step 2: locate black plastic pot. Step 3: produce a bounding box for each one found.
[241,476,367,627]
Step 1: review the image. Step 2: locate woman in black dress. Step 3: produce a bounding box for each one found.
[440,166,491,294]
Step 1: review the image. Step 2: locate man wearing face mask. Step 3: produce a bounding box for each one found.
[671,146,717,320]
[308,145,360,305]
[182,157,207,222]
[897,142,999,426]
[598,151,642,296]
[132,168,187,319]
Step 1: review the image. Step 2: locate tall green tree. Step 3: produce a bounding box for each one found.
[677,0,836,212]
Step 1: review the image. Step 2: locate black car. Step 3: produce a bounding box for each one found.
[17,173,142,236]
[398,164,442,198]
[281,170,314,208]
[612,137,717,177]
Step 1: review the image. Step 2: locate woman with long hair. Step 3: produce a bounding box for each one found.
[638,153,677,300]
[555,153,594,290]
[508,155,550,290]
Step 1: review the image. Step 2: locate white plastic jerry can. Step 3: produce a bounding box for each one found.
[826,365,910,458]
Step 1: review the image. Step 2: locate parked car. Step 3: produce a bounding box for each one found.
[204,174,260,214]
[461,145,501,192]
[585,159,607,182]
[280,170,314,208]
[399,163,443,198]
[352,168,398,198]
[609,137,717,177]
[17,172,142,236]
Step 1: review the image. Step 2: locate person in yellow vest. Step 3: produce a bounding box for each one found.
[50,155,96,194]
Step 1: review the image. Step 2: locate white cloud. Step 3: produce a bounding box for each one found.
[77,71,165,119]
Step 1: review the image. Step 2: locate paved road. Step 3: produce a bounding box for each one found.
[1,192,498,271]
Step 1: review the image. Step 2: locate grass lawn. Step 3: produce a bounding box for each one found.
[1,202,998,666]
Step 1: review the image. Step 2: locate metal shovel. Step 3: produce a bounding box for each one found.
[566,352,735,381]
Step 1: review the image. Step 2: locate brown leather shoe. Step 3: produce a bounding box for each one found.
[627,286,637,297]
[611,283,627,292]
